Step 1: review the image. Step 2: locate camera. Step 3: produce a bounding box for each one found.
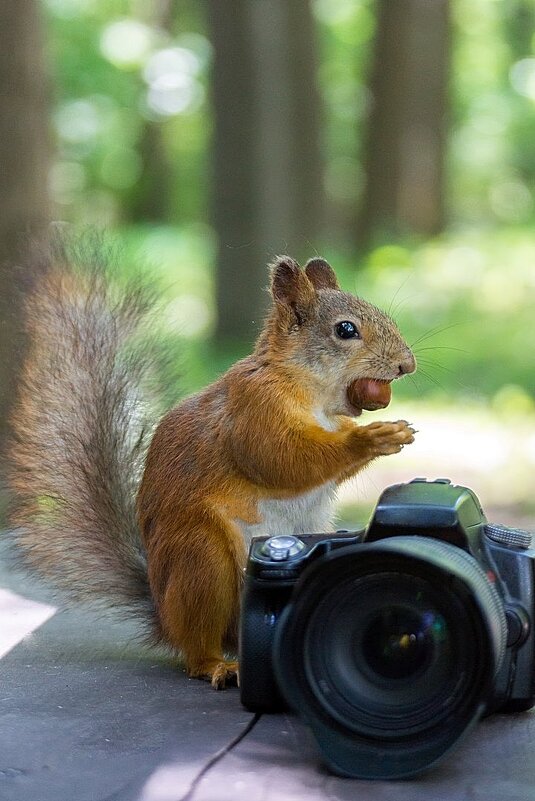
[239,478,535,779]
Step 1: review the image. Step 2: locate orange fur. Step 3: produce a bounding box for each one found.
[137,257,416,687]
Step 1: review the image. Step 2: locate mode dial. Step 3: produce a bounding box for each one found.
[484,524,532,550]
[261,535,305,561]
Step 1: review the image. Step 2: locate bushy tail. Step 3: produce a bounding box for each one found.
[6,233,159,626]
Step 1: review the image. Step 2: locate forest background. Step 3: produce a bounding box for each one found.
[1,0,535,526]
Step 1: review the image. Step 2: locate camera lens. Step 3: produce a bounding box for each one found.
[304,572,462,735]
[273,536,507,779]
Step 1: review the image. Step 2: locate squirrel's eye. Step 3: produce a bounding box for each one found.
[335,321,360,339]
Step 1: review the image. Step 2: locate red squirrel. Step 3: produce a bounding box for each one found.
[7,237,416,688]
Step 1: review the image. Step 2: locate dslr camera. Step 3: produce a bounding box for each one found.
[240,478,535,779]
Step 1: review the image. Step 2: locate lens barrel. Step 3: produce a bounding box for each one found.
[273,536,506,779]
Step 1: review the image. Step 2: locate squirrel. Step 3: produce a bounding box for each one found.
[6,235,416,689]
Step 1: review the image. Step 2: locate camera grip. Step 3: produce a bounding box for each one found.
[239,579,292,711]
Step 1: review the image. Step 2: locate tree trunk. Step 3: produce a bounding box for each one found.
[130,120,173,223]
[130,0,174,223]
[207,0,323,344]
[206,0,259,344]
[359,0,449,246]
[0,0,50,487]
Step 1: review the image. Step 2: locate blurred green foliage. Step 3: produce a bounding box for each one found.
[116,224,535,418]
[42,0,535,406]
[45,0,210,224]
[45,0,535,229]
[451,0,535,225]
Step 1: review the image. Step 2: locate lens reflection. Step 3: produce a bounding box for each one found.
[362,606,447,680]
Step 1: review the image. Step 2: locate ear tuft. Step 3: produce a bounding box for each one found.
[270,256,315,324]
[270,256,301,303]
[304,258,340,291]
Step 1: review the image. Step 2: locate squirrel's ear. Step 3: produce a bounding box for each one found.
[270,256,315,325]
[304,258,340,291]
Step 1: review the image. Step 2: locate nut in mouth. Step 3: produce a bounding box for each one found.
[346,378,392,414]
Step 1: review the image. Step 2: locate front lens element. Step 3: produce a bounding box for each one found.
[362,604,441,680]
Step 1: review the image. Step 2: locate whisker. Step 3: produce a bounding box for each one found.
[416,358,474,392]
[410,322,466,349]
[414,345,470,355]
[416,356,463,374]
[390,294,421,320]
[414,367,446,391]
[387,270,417,318]
[407,374,422,393]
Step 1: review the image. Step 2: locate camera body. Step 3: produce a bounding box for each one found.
[240,479,535,778]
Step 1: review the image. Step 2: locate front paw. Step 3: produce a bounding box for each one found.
[359,420,415,456]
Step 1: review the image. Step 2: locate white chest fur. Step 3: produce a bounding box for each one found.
[237,482,337,543]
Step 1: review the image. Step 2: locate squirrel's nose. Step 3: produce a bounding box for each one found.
[397,352,416,376]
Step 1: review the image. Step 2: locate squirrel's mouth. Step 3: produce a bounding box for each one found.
[346,378,392,415]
